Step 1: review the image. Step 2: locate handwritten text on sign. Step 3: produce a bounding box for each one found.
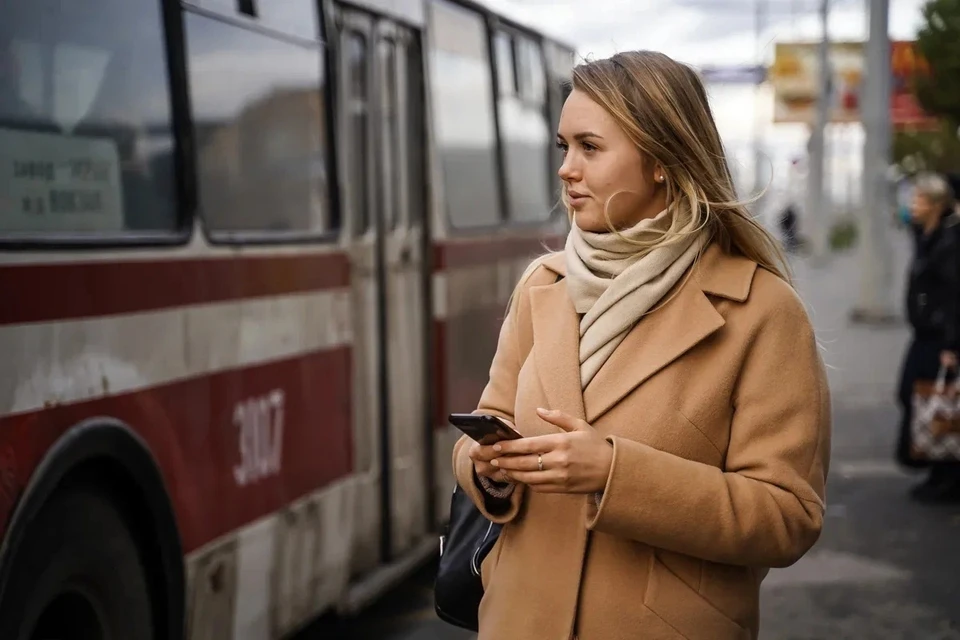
[233,390,285,487]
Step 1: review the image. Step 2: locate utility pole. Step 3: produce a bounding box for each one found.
[851,0,897,323]
[753,0,768,207]
[805,0,831,262]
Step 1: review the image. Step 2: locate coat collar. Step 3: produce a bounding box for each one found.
[534,243,758,423]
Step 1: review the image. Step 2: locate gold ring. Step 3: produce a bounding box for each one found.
[537,453,544,472]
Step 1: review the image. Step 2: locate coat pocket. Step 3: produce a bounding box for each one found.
[643,553,750,640]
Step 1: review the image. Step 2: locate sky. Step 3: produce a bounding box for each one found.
[480,0,929,211]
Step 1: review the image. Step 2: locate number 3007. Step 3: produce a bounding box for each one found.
[233,389,285,487]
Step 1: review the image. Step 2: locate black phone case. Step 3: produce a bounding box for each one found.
[448,414,522,444]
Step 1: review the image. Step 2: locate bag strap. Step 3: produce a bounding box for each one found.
[935,364,960,396]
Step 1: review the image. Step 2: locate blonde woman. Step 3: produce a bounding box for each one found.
[452,51,831,640]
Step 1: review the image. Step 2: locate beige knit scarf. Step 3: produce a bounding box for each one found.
[564,210,707,389]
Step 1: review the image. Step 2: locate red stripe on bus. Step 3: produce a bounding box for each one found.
[1,234,564,325]
[0,347,353,553]
[0,252,351,326]
[433,234,564,271]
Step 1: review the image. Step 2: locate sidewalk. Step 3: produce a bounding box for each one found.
[760,232,960,639]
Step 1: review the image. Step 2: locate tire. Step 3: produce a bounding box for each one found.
[0,486,154,640]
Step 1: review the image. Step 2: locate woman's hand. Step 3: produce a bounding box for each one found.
[468,439,512,484]
[490,408,613,494]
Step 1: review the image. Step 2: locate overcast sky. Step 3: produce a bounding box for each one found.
[482,0,929,205]
[484,0,927,65]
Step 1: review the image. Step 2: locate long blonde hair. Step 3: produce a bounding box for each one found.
[567,50,791,283]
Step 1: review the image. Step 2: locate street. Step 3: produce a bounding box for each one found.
[300,231,960,639]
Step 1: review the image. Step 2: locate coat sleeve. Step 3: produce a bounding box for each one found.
[586,275,831,568]
[452,260,549,524]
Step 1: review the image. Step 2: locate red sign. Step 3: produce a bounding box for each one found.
[891,40,938,130]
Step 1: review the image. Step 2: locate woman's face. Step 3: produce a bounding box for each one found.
[557,89,666,232]
[910,193,939,226]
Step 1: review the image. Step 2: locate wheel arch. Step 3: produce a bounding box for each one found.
[0,417,185,640]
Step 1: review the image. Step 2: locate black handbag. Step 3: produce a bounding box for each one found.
[434,482,502,631]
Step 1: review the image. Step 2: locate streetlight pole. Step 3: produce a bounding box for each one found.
[805,0,831,261]
[851,0,896,323]
[753,0,768,207]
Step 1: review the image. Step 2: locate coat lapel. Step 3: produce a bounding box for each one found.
[529,280,587,421]
[582,245,758,424]
[528,245,758,425]
[582,279,724,423]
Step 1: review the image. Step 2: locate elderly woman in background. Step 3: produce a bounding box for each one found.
[897,171,960,503]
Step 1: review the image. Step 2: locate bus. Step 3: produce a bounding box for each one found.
[0,0,573,638]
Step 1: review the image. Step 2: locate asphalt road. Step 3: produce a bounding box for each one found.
[299,559,474,640]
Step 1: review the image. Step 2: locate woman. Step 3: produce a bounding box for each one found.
[451,50,831,640]
[896,172,960,502]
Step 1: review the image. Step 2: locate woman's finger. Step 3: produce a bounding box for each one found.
[536,408,592,432]
[474,462,507,482]
[502,469,565,486]
[493,452,553,472]
[468,442,501,462]
[494,434,564,456]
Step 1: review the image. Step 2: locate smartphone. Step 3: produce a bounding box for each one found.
[448,413,522,445]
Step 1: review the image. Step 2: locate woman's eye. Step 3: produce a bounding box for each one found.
[581,142,597,152]
[556,141,568,155]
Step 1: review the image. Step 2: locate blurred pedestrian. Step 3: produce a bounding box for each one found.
[451,50,830,640]
[779,203,800,251]
[896,171,960,502]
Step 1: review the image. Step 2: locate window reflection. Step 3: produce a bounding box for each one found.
[345,31,370,233]
[427,0,501,229]
[379,38,400,230]
[0,0,176,236]
[186,12,331,238]
[496,31,552,223]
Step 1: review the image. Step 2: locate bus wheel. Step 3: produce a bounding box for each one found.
[0,486,154,640]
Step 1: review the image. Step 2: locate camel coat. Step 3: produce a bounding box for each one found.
[452,244,831,640]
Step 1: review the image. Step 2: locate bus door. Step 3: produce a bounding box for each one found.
[335,6,430,572]
[373,20,431,558]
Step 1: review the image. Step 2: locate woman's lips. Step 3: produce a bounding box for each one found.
[568,191,589,207]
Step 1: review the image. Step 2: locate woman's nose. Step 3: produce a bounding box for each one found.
[558,154,579,182]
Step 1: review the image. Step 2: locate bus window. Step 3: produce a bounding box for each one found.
[493,32,516,98]
[517,37,546,106]
[344,31,370,234]
[378,37,400,230]
[0,0,178,237]
[427,0,501,229]
[404,35,426,226]
[495,31,552,223]
[185,11,333,240]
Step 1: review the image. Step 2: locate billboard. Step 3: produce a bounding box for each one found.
[890,40,937,129]
[769,41,863,124]
[769,40,937,129]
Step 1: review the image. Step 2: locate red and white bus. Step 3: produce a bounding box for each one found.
[0,0,572,638]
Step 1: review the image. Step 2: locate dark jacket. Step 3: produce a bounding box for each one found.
[906,209,960,349]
